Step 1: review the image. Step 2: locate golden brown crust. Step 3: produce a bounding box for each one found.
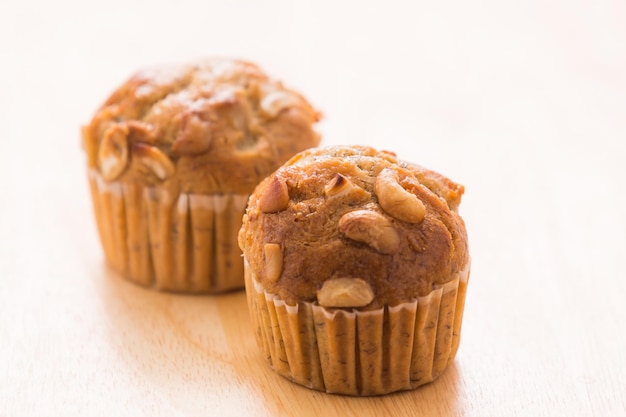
[239,145,469,307]
[82,58,321,194]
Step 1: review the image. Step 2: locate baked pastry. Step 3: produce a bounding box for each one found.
[82,58,321,293]
[239,145,470,395]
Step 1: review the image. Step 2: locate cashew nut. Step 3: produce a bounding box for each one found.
[317,277,375,308]
[338,210,399,254]
[264,243,283,283]
[374,168,425,223]
[98,124,129,181]
[324,173,370,202]
[258,176,289,213]
[131,143,175,181]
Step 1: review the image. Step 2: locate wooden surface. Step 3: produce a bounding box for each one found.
[1,0,625,416]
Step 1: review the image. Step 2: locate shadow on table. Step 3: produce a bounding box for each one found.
[98,264,464,416]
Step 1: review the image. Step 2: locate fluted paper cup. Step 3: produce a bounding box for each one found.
[88,170,248,293]
[244,258,470,396]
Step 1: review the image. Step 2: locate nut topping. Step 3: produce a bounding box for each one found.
[258,176,289,213]
[324,174,371,202]
[338,210,399,254]
[317,278,375,308]
[374,168,426,223]
[131,143,175,181]
[260,90,300,118]
[98,123,129,181]
[263,243,283,283]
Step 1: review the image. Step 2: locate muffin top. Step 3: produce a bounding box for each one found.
[82,58,321,194]
[239,145,469,308]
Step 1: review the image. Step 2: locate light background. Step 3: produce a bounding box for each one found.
[0,1,625,416]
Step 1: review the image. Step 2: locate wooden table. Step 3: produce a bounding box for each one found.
[1,0,625,415]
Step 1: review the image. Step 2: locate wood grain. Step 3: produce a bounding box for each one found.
[1,0,625,415]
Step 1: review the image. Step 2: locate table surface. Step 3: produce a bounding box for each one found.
[1,0,625,416]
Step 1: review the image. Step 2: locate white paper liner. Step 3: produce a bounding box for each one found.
[244,258,470,396]
[88,170,249,293]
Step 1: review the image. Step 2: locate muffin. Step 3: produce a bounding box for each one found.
[82,58,321,293]
[238,145,470,395]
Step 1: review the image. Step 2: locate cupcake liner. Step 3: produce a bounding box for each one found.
[244,259,470,396]
[88,170,249,293]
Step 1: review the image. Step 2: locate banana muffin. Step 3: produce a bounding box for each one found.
[239,145,470,395]
[82,58,321,293]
